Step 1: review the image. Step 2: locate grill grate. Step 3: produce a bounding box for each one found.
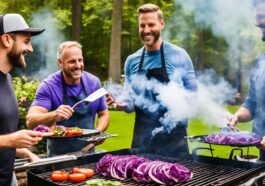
[29,153,265,186]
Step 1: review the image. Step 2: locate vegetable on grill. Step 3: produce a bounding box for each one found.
[205,131,262,145]
[85,179,122,186]
[72,167,95,178]
[96,154,193,185]
[68,173,86,182]
[50,171,69,182]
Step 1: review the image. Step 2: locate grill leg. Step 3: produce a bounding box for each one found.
[229,148,243,160]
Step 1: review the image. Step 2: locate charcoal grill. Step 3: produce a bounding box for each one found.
[27,148,265,186]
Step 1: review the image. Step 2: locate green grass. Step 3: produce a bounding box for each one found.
[97,106,259,159]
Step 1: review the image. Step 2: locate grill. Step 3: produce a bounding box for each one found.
[27,148,265,186]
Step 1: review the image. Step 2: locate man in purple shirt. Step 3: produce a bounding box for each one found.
[27,41,109,156]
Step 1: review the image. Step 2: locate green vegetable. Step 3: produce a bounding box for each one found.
[85,179,122,186]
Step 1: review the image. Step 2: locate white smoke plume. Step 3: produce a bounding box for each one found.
[172,0,260,70]
[30,9,65,79]
[107,69,236,137]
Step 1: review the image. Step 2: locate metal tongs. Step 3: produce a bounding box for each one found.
[226,123,240,132]
[72,87,107,109]
[78,133,119,142]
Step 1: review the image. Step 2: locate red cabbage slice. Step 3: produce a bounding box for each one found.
[33,125,50,133]
[205,131,262,145]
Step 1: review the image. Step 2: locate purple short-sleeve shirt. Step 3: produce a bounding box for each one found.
[31,71,107,123]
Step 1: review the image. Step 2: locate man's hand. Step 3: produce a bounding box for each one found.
[106,93,127,110]
[260,136,265,150]
[52,105,74,122]
[227,115,239,127]
[7,130,52,149]
[16,148,40,162]
[106,93,115,106]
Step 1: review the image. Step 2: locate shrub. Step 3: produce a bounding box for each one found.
[13,77,46,154]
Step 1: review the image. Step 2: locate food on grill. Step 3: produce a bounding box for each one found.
[96,154,147,179]
[132,161,193,185]
[205,131,262,145]
[68,173,86,182]
[85,179,122,186]
[33,125,50,133]
[50,171,69,182]
[96,154,193,185]
[72,167,95,178]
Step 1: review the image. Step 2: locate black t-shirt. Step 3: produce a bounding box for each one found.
[0,71,18,186]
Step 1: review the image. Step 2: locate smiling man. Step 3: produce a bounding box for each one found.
[0,13,50,186]
[26,41,109,157]
[106,4,197,156]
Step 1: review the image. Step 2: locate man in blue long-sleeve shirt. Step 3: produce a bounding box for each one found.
[229,0,265,160]
[106,3,197,156]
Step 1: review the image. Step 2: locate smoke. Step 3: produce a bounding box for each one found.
[28,9,64,79]
[172,0,259,70]
[107,69,236,136]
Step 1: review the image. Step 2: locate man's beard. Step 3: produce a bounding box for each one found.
[140,31,160,47]
[63,67,84,81]
[7,45,26,68]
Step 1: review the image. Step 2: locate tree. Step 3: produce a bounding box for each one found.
[108,0,123,83]
[71,0,82,41]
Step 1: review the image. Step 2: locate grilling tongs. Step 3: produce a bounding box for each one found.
[72,87,108,109]
[226,123,240,132]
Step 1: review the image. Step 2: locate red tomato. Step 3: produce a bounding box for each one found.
[72,167,80,173]
[51,171,69,182]
[68,173,86,182]
[72,168,95,178]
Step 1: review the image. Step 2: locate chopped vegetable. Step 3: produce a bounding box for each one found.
[33,125,50,133]
[50,126,83,137]
[85,179,122,186]
[205,131,262,145]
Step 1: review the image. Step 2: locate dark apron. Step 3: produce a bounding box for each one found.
[132,43,189,156]
[47,72,94,157]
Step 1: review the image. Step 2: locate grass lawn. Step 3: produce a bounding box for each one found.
[97,105,259,159]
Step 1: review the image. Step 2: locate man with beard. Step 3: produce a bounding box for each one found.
[27,41,109,157]
[106,4,197,156]
[0,13,51,186]
[229,0,265,160]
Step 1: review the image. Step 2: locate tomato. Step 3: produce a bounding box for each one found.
[72,168,95,178]
[68,173,86,182]
[51,171,69,182]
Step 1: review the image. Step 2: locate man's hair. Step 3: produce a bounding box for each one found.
[253,0,265,7]
[57,41,82,60]
[137,3,163,20]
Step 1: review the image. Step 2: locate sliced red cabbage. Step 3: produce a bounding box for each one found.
[96,154,193,185]
[205,131,262,145]
[33,125,50,133]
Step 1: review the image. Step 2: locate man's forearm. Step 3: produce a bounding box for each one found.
[26,111,56,129]
[235,107,252,122]
[95,110,109,132]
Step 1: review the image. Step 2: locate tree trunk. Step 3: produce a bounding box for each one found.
[71,0,82,42]
[196,29,204,70]
[108,0,123,83]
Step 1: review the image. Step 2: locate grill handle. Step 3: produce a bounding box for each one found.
[229,148,243,160]
[192,147,214,157]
